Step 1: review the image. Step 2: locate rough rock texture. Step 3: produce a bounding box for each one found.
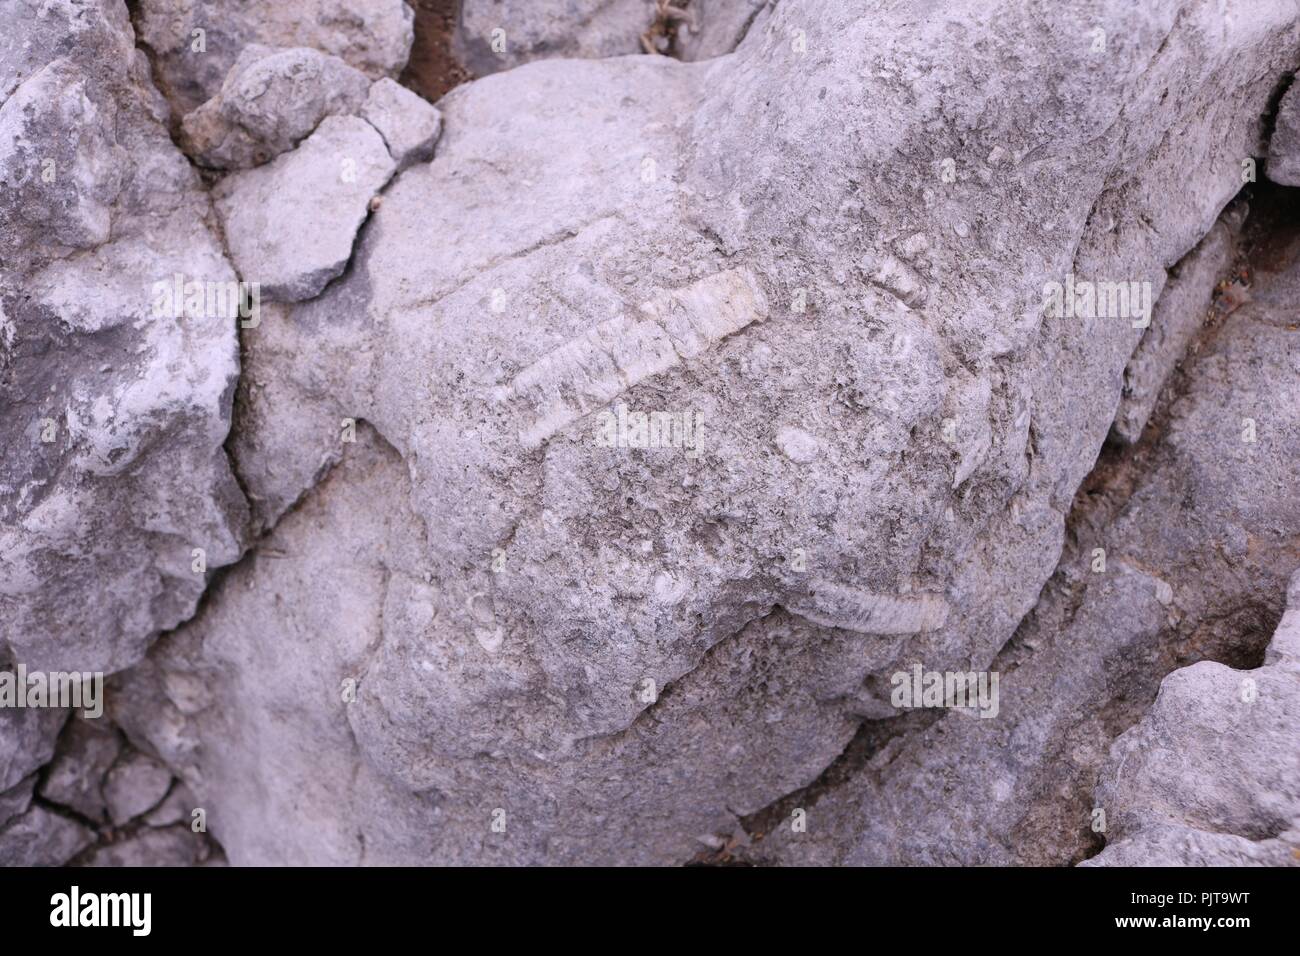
[454,0,768,74]
[455,0,656,74]
[143,782,198,827]
[676,1,772,61]
[38,715,122,823]
[132,0,414,117]
[0,804,94,866]
[5,704,218,866]
[80,824,215,866]
[0,58,124,260]
[1,0,241,867]
[0,0,247,674]
[180,45,372,169]
[0,775,36,830]
[6,0,1300,869]
[742,189,1300,866]
[361,78,444,169]
[114,426,906,862]
[0,700,66,794]
[1112,204,1245,443]
[102,749,173,825]
[106,0,1300,865]
[1267,80,1300,186]
[1084,570,1300,866]
[213,115,398,302]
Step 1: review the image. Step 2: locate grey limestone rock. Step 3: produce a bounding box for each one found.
[80,824,213,866]
[0,804,94,866]
[749,194,1300,867]
[455,0,769,75]
[0,0,247,676]
[675,1,772,61]
[133,0,415,116]
[0,775,36,830]
[180,45,373,170]
[361,77,444,169]
[115,0,1300,865]
[1267,80,1300,186]
[213,115,397,302]
[37,715,122,823]
[1113,205,1246,443]
[455,0,655,75]
[0,700,66,793]
[102,749,173,826]
[1084,570,1300,866]
[6,0,1300,870]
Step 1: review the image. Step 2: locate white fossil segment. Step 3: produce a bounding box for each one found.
[637,266,769,357]
[509,268,768,447]
[786,581,951,635]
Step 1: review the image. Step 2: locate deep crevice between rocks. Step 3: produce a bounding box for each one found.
[1055,183,1299,863]
[718,707,942,864]
[401,0,473,101]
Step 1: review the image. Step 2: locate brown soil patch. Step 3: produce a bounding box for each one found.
[401,0,474,103]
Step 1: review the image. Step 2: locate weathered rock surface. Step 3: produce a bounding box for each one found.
[224,302,350,535]
[1,0,237,870]
[1267,80,1300,186]
[0,691,59,832]
[115,426,904,862]
[0,57,125,263]
[111,0,1300,865]
[0,0,247,675]
[0,804,94,866]
[103,749,173,826]
[38,715,121,823]
[142,782,198,828]
[0,775,35,830]
[455,0,769,74]
[5,700,219,864]
[180,45,372,169]
[361,78,443,169]
[745,191,1300,866]
[1084,570,1300,866]
[455,0,655,75]
[1112,204,1245,443]
[0,699,66,793]
[5,0,1300,870]
[80,824,214,866]
[675,1,772,61]
[213,115,397,302]
[133,0,414,117]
